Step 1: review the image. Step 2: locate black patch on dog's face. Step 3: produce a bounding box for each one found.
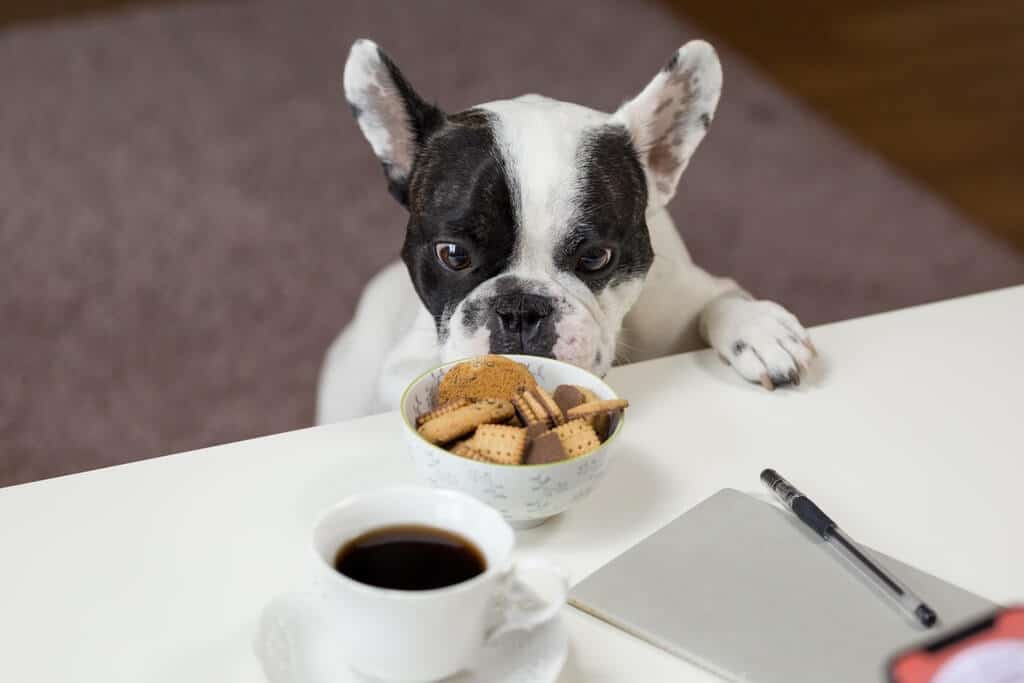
[556,125,653,292]
[400,109,519,331]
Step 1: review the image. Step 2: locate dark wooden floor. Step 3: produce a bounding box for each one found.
[0,0,158,26]
[666,0,1024,249]
[4,0,1023,250]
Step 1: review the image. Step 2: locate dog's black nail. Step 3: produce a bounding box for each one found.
[732,341,747,356]
[789,370,800,386]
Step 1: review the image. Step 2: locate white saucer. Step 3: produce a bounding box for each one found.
[253,591,569,683]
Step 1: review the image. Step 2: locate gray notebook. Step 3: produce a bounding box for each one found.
[570,489,992,682]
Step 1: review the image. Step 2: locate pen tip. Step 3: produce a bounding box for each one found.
[916,605,938,628]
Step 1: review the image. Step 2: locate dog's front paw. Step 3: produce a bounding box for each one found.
[702,296,815,390]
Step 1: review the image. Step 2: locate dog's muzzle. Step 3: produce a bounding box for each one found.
[488,292,557,356]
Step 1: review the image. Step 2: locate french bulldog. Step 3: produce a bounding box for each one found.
[318,39,815,422]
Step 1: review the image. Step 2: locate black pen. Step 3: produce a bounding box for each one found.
[760,468,938,628]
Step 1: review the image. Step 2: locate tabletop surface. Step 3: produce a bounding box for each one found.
[2,286,1022,682]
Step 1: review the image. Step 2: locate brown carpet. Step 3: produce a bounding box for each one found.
[2,0,1022,487]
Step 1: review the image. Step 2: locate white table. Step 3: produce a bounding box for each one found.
[2,286,1022,682]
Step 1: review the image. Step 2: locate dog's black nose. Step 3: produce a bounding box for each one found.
[495,293,551,338]
[491,293,555,354]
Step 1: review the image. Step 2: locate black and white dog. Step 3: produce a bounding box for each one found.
[318,39,814,422]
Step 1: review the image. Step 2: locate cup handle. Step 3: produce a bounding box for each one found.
[485,557,569,643]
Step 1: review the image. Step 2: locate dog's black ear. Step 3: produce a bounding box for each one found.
[343,39,445,207]
[612,41,722,209]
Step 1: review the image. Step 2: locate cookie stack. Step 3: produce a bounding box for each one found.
[416,356,628,466]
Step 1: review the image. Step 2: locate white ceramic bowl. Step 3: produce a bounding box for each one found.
[400,355,623,529]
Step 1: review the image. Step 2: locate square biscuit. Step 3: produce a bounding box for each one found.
[550,419,601,458]
[417,399,514,444]
[465,424,527,465]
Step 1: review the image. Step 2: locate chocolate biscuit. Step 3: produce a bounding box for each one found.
[524,431,568,465]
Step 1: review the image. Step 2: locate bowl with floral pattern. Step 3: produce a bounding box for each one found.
[400,355,624,529]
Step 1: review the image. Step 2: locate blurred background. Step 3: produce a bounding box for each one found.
[1,0,1022,486]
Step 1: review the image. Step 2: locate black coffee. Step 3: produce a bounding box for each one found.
[333,525,486,590]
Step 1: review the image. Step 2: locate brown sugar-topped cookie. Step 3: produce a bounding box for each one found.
[438,355,539,403]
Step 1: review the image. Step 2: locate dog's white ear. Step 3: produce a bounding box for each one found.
[343,39,445,206]
[612,41,722,209]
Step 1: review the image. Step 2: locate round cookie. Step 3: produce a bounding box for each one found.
[438,355,539,403]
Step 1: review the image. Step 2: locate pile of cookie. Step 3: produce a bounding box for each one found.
[416,355,627,465]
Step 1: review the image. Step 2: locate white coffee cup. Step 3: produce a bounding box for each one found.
[310,486,568,682]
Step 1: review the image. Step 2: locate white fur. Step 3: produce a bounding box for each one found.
[317,205,813,422]
[431,95,645,378]
[317,41,813,423]
[480,95,606,269]
[343,40,417,183]
[613,41,723,208]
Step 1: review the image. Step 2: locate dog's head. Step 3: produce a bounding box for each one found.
[343,39,721,375]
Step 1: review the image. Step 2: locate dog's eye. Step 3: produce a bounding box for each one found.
[576,246,613,273]
[435,242,472,271]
